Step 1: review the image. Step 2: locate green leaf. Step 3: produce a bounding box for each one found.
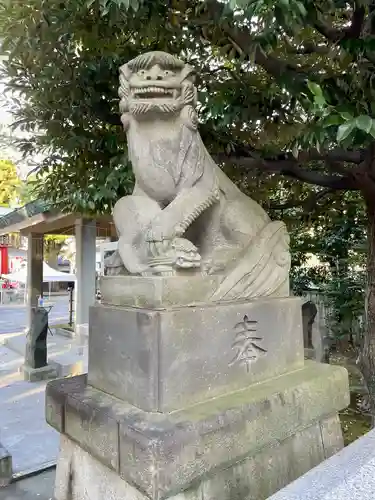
[294,1,307,16]
[314,95,326,107]
[323,114,342,128]
[355,115,373,134]
[339,111,353,121]
[369,122,375,139]
[337,121,355,143]
[307,81,323,97]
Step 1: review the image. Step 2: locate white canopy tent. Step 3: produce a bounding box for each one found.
[3,262,76,283]
[2,262,76,303]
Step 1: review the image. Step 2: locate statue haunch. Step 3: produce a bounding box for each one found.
[111,51,291,301]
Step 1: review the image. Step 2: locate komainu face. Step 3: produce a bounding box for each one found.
[119,51,197,117]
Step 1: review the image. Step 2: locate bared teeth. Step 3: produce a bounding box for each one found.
[132,86,174,97]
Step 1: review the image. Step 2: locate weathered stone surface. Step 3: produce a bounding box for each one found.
[109,51,290,302]
[319,414,344,458]
[302,300,328,363]
[45,375,87,433]
[53,415,340,500]
[302,301,317,349]
[64,389,119,472]
[21,363,57,382]
[88,297,304,411]
[100,275,222,308]
[199,422,326,500]
[54,434,148,500]
[24,307,48,369]
[47,362,349,500]
[0,442,12,487]
[269,428,375,500]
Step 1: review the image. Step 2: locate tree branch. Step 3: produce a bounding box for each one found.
[345,3,366,39]
[313,19,342,41]
[200,0,315,90]
[214,154,357,190]
[225,30,311,87]
[297,148,365,165]
[226,144,365,166]
[284,41,329,55]
[311,2,366,42]
[269,188,333,210]
[249,158,354,189]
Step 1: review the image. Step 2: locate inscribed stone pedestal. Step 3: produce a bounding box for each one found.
[88,296,304,411]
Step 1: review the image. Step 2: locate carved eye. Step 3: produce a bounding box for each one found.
[164,70,174,77]
[139,69,146,76]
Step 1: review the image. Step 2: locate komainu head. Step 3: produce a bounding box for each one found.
[118,51,197,120]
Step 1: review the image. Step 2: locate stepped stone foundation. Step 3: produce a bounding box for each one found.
[46,278,349,500]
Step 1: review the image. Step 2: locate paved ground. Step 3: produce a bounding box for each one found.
[0,345,59,476]
[0,296,70,335]
[0,468,55,500]
[0,330,87,476]
[0,295,83,491]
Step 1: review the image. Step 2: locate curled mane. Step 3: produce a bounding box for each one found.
[127,51,185,72]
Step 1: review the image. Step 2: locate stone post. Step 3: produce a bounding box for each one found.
[74,219,96,336]
[23,233,57,381]
[0,441,12,487]
[26,233,43,331]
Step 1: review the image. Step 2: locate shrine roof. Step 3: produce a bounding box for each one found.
[0,200,115,237]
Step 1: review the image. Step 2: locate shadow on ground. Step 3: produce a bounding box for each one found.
[0,468,55,500]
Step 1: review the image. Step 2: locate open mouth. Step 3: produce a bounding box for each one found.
[132,86,178,99]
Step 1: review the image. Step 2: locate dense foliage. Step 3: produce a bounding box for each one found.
[0,159,20,205]
[2,0,375,420]
[289,190,366,341]
[2,0,370,212]
[0,161,68,264]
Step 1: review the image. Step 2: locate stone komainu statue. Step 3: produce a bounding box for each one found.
[109,51,291,301]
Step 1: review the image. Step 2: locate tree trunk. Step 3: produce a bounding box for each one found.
[360,195,375,426]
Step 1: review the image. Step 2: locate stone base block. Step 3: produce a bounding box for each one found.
[75,323,89,337]
[269,427,375,500]
[88,297,304,411]
[54,415,341,500]
[51,359,85,378]
[54,327,75,339]
[47,362,349,500]
[0,442,12,488]
[305,347,316,360]
[21,363,58,382]
[100,275,223,308]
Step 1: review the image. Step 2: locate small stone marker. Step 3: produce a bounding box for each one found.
[22,307,57,382]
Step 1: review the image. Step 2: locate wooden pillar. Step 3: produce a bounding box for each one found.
[26,233,44,332]
[74,219,96,336]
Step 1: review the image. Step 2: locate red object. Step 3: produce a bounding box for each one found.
[0,246,8,275]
